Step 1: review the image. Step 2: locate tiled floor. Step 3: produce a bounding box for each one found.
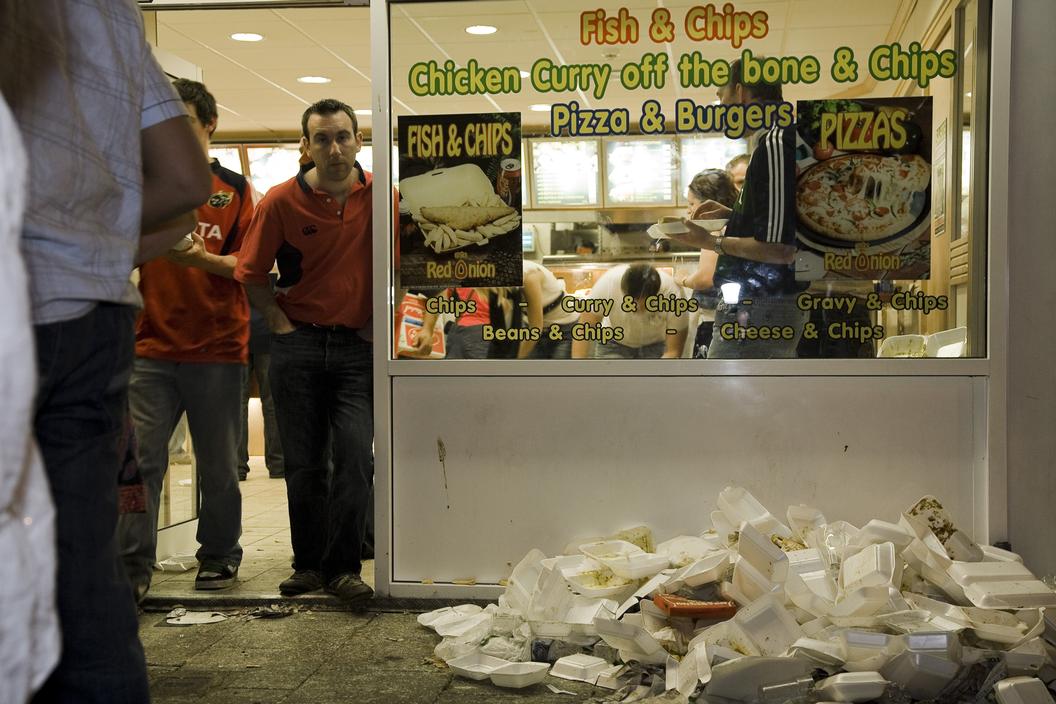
[146,457,373,604]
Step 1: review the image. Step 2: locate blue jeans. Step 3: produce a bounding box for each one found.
[269,327,373,579]
[119,358,244,589]
[31,304,149,704]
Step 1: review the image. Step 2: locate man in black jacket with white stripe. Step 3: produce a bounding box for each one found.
[680,59,809,358]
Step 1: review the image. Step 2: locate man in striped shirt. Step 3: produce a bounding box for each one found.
[681,59,809,358]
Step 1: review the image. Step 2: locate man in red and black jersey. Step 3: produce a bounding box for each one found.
[119,79,250,598]
[676,59,809,358]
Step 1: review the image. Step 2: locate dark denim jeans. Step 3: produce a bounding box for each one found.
[31,304,149,704]
[269,327,373,579]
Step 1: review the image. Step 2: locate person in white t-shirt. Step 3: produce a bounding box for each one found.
[571,263,688,359]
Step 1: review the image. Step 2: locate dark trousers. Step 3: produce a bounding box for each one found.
[240,352,284,475]
[269,327,373,579]
[31,304,149,704]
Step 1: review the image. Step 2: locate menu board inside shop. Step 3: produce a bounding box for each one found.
[605,138,676,205]
[398,112,523,289]
[530,140,600,206]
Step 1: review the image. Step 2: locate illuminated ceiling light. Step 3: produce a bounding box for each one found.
[230,32,264,42]
[353,109,371,116]
[465,25,497,35]
[520,70,531,79]
[297,75,332,84]
[529,103,551,112]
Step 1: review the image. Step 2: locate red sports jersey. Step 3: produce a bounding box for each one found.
[135,160,253,363]
[235,164,398,329]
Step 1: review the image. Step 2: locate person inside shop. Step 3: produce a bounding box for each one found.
[412,286,523,359]
[725,153,750,192]
[119,78,252,599]
[671,60,809,358]
[674,169,740,358]
[2,1,213,701]
[235,98,377,605]
[571,263,688,359]
[517,259,580,359]
[239,273,285,481]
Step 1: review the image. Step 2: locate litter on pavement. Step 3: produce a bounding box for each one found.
[417,487,1056,702]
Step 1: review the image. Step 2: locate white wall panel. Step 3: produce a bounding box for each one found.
[391,376,979,585]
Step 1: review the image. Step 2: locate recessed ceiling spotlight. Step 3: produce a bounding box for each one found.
[230,32,264,42]
[353,109,371,116]
[297,76,332,84]
[529,104,551,112]
[465,25,497,35]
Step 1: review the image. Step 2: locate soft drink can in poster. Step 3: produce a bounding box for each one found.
[497,157,521,206]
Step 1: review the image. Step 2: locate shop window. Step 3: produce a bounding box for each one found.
[208,146,244,175]
[388,0,990,362]
[246,145,302,195]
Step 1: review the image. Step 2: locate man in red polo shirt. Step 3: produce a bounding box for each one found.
[119,79,251,598]
[235,99,375,604]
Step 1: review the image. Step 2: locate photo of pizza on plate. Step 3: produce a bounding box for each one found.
[797,153,930,243]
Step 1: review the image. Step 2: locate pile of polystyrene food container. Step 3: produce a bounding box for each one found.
[417,487,1056,703]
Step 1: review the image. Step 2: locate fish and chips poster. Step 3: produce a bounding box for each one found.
[398,112,523,289]
[794,97,932,281]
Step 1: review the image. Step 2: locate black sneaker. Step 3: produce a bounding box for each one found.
[195,563,238,590]
[268,470,285,479]
[327,573,373,604]
[238,467,249,481]
[279,569,324,596]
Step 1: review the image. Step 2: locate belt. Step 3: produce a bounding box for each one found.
[289,319,359,333]
[541,293,566,315]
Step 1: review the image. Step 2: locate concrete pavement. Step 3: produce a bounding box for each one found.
[140,607,603,703]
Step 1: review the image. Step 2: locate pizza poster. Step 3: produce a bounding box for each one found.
[794,97,932,281]
[397,112,523,289]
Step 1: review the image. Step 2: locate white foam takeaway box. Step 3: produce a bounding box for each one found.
[446,652,510,681]
[665,551,730,590]
[550,653,610,684]
[718,486,791,538]
[656,535,720,568]
[489,661,549,688]
[737,523,789,583]
[814,672,890,702]
[847,520,913,553]
[949,560,1036,586]
[994,676,1056,704]
[880,651,959,699]
[733,593,803,657]
[706,657,813,700]
[963,580,1056,609]
[841,543,901,594]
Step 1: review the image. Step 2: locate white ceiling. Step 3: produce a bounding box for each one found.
[152,0,909,140]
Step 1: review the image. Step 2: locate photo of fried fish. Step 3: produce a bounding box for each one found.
[419,205,516,231]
